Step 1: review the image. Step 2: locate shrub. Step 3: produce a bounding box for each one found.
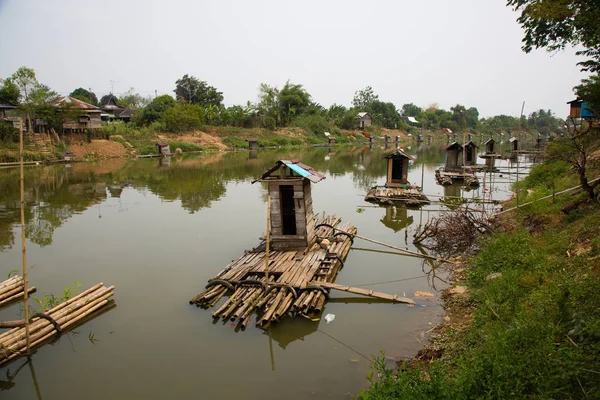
[163,103,205,133]
[263,116,276,130]
[294,114,329,136]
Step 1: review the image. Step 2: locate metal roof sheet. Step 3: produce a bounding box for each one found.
[383,149,416,161]
[49,96,100,110]
[254,160,326,183]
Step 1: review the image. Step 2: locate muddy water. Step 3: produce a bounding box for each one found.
[0,140,538,399]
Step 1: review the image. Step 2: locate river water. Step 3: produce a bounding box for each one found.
[0,139,539,399]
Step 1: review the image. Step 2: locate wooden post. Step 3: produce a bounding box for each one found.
[265,194,271,283]
[516,157,520,208]
[19,118,30,356]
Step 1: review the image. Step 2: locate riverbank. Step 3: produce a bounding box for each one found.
[360,159,600,398]
[0,125,413,163]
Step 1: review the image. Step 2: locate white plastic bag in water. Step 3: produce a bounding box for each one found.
[324,313,335,324]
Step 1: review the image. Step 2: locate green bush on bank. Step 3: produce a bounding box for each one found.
[359,160,600,399]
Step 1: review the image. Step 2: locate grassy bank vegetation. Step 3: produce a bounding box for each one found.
[360,159,600,399]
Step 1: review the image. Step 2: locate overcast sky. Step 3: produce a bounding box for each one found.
[0,0,588,118]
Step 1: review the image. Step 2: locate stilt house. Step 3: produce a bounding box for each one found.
[384,149,415,187]
[0,96,17,117]
[48,96,102,130]
[254,160,325,250]
[568,99,594,119]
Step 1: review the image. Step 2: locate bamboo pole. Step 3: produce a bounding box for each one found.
[330,226,455,264]
[265,195,271,283]
[19,118,30,356]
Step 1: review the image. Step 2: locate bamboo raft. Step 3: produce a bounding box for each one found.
[435,168,479,187]
[0,275,36,309]
[364,185,430,206]
[0,283,115,367]
[191,216,414,328]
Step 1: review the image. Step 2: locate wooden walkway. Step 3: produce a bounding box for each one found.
[190,215,416,328]
[364,185,430,206]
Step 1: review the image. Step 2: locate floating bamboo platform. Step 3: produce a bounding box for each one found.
[190,215,414,329]
[0,275,36,310]
[0,283,115,367]
[364,185,430,206]
[435,168,479,187]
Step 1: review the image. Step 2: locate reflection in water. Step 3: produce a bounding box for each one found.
[264,316,320,350]
[379,206,414,233]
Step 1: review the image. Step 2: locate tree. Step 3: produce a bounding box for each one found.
[174,74,223,107]
[352,86,379,108]
[278,81,311,125]
[369,100,402,129]
[401,103,422,117]
[507,0,600,72]
[257,83,280,123]
[69,88,98,106]
[138,94,176,125]
[575,74,600,114]
[546,130,600,201]
[162,103,204,133]
[9,67,57,132]
[119,88,152,109]
[0,78,20,104]
[100,94,120,107]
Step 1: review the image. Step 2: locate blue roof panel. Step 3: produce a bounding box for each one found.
[285,162,311,178]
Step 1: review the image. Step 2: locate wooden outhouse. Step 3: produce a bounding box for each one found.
[384,149,415,187]
[357,112,372,129]
[247,138,258,149]
[157,142,171,156]
[443,142,463,171]
[484,138,495,154]
[463,141,478,166]
[254,160,325,250]
[509,137,519,152]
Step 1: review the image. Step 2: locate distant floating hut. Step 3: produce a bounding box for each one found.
[509,137,519,152]
[247,138,259,149]
[435,142,479,187]
[156,142,171,156]
[364,149,430,206]
[479,138,501,159]
[328,136,336,145]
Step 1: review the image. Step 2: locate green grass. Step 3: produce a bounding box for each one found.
[359,160,600,399]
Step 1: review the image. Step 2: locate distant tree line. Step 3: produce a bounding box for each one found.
[0,67,564,140]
